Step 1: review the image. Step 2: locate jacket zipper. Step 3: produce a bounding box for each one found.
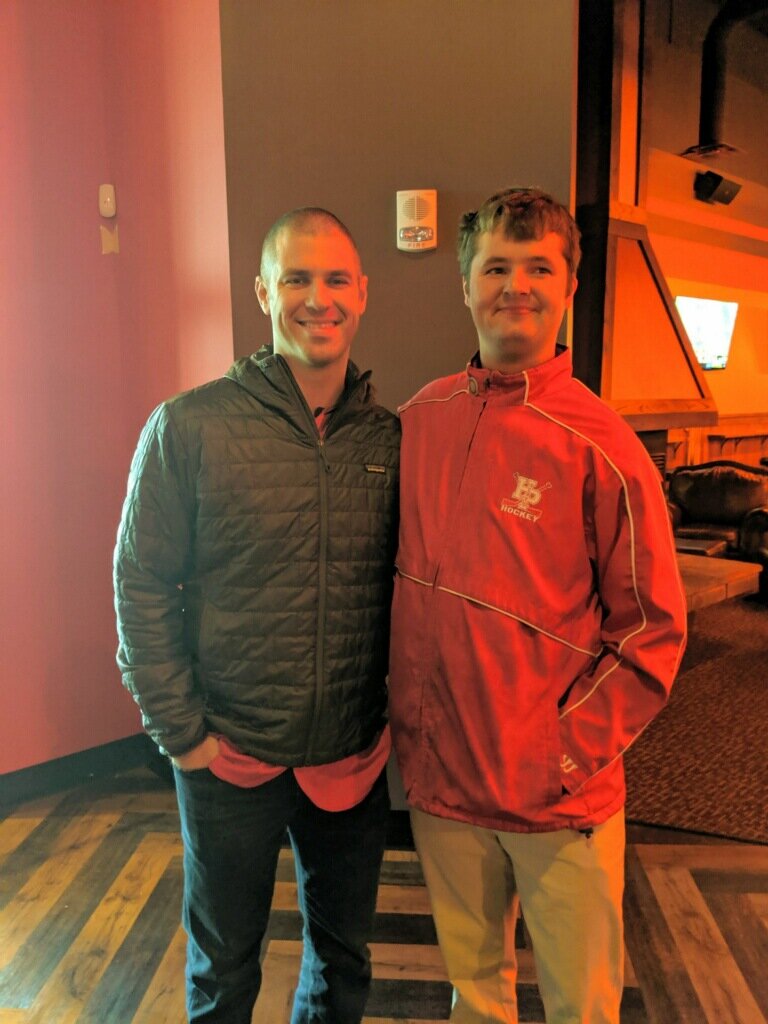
[276,362,365,759]
[310,438,330,759]
[275,365,328,759]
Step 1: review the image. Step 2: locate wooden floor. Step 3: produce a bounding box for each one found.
[1,768,766,1023]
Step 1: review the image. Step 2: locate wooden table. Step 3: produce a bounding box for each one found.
[677,553,761,611]
[675,537,727,557]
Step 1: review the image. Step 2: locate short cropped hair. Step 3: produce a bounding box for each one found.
[260,207,360,280]
[457,188,581,283]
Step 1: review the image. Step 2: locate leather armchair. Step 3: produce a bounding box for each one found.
[668,459,768,594]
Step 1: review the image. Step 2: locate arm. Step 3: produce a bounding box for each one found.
[113,403,209,758]
[558,454,688,793]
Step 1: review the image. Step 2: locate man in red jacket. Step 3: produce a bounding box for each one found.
[388,188,687,1023]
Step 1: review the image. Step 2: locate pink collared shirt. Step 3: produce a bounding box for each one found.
[207,726,391,811]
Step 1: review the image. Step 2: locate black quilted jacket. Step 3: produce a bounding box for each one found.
[114,348,400,763]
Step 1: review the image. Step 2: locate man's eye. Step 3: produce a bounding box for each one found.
[283,276,306,286]
[531,266,552,275]
[329,276,351,286]
[485,267,505,275]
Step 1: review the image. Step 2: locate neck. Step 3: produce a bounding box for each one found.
[478,343,557,376]
[284,358,348,412]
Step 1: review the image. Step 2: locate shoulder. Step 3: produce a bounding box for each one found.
[362,399,400,430]
[398,371,469,416]
[541,378,647,455]
[346,399,401,455]
[149,376,257,437]
[164,376,242,421]
[371,404,402,442]
[135,378,243,457]
[536,379,659,484]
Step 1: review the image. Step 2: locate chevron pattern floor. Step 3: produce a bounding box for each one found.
[0,769,766,1023]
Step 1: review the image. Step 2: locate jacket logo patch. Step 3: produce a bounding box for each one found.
[365,464,387,474]
[500,473,551,522]
[561,754,579,775]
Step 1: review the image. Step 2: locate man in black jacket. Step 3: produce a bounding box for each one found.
[114,208,400,1024]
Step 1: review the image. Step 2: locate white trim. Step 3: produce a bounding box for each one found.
[397,572,600,656]
[558,658,622,720]
[398,387,470,415]
[524,398,648,655]
[397,570,433,588]
[436,585,600,657]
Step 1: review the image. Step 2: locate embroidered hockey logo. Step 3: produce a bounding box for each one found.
[500,473,552,522]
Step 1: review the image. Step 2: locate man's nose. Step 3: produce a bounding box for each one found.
[503,267,530,293]
[305,279,331,308]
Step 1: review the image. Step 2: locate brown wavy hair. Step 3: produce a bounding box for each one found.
[457,188,581,284]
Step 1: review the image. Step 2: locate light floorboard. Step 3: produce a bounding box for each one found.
[1,768,765,1024]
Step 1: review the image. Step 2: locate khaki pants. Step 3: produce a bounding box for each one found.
[410,808,625,1024]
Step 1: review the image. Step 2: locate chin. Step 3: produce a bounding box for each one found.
[305,348,348,369]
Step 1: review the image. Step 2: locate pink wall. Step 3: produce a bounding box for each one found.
[0,1,233,775]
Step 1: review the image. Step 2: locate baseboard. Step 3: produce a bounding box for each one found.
[1,739,417,848]
[0,733,155,810]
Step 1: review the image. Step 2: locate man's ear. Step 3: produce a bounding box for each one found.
[358,274,369,315]
[255,276,270,315]
[462,277,471,308]
[566,275,579,307]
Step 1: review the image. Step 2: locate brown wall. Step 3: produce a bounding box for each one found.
[220,0,577,412]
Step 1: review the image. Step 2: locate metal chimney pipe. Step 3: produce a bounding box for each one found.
[685,0,768,157]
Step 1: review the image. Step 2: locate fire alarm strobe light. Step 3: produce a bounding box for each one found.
[397,190,437,252]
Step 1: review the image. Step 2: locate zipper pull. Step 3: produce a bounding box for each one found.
[578,826,594,848]
[317,438,330,472]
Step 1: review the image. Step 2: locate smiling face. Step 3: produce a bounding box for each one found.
[462,229,577,374]
[255,224,368,375]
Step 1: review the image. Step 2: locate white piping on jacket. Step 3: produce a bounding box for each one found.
[521,386,685,736]
[397,570,433,588]
[397,571,601,658]
[524,397,648,659]
[398,386,470,415]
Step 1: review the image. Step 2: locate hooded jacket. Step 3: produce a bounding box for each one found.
[388,349,687,832]
[114,348,400,763]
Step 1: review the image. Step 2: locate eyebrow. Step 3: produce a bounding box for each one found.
[280,267,354,277]
[480,254,555,268]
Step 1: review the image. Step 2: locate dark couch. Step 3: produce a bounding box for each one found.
[668,459,768,595]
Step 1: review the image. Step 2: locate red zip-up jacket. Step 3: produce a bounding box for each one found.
[389,349,687,832]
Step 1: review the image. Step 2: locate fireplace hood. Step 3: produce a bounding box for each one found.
[596,214,718,431]
[574,0,721,433]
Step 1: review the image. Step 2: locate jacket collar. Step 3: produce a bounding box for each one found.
[466,345,573,404]
[225,346,371,426]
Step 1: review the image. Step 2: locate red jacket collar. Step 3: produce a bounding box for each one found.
[466,346,573,404]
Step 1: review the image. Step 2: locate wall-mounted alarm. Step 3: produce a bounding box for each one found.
[396,189,437,252]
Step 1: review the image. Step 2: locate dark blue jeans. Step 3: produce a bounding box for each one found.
[173,765,389,1024]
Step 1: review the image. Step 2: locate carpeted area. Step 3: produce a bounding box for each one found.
[624,596,767,845]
